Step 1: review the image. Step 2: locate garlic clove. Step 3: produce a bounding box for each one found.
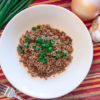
[89,16,100,42]
[92,30,100,42]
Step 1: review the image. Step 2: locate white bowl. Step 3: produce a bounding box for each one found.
[0,4,93,99]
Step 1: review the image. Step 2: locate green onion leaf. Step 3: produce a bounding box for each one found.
[41,50,47,55]
[55,54,59,59]
[43,58,48,63]
[0,0,35,29]
[51,40,55,45]
[32,26,36,30]
[37,25,40,29]
[35,48,40,51]
[32,44,36,48]
[41,44,46,48]
[35,38,43,44]
[62,51,67,57]
[39,58,48,63]
[24,42,29,47]
[25,36,31,40]
[17,46,23,53]
[47,47,53,52]
[40,47,43,50]
[45,41,51,48]
[39,54,43,59]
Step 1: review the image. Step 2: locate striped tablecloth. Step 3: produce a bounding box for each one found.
[0,0,100,100]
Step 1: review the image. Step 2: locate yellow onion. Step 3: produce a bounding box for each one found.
[71,0,100,21]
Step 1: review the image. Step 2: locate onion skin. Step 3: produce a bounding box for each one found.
[71,0,100,21]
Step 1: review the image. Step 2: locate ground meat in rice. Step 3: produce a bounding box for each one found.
[17,24,73,79]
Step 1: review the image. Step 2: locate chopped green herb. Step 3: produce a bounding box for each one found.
[37,25,40,29]
[35,38,43,44]
[32,26,36,30]
[43,58,48,63]
[41,50,47,55]
[32,44,36,48]
[35,48,40,51]
[40,47,43,50]
[35,38,39,42]
[45,41,51,48]
[39,54,43,59]
[17,46,23,53]
[55,54,59,59]
[41,44,46,48]
[45,43,50,48]
[24,42,29,47]
[51,40,55,45]
[62,51,67,57]
[39,39,43,44]
[25,36,31,40]
[39,58,48,63]
[47,47,53,52]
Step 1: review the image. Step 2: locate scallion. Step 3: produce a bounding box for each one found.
[17,46,23,53]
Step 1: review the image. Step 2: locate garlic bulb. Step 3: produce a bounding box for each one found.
[89,16,100,42]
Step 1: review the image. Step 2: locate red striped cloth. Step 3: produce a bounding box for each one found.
[0,0,100,100]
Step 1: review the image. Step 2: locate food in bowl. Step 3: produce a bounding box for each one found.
[17,25,73,79]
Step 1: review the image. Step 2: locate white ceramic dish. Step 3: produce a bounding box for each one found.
[0,5,93,99]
